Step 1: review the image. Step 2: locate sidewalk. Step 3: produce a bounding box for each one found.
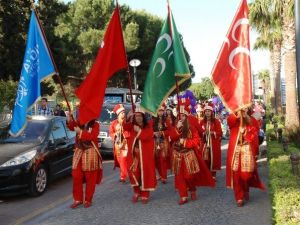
[23,141,272,225]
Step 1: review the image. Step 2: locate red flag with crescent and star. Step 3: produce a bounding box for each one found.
[211,0,252,112]
[75,5,128,125]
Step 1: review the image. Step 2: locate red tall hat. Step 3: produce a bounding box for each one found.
[179,104,190,116]
[203,102,214,111]
[113,104,125,115]
[178,97,191,115]
[134,103,145,114]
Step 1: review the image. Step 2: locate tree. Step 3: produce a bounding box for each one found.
[0,79,18,112]
[273,0,299,130]
[0,0,31,81]
[189,77,215,100]
[250,0,282,113]
[257,69,271,103]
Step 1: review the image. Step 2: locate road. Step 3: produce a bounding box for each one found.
[0,142,272,225]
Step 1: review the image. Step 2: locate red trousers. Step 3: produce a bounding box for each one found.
[175,160,196,198]
[155,154,168,181]
[116,154,128,180]
[72,160,98,203]
[232,156,252,202]
[129,157,150,199]
[204,153,216,178]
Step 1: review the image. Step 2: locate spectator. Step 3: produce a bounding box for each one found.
[38,97,53,116]
[54,104,66,117]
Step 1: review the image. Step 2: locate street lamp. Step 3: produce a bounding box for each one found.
[129,59,141,90]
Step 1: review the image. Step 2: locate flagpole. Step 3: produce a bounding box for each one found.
[30,1,72,115]
[167,0,180,115]
[116,1,135,112]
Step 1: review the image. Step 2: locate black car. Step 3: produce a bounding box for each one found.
[0,116,75,196]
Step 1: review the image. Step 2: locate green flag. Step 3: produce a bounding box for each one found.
[141,11,190,116]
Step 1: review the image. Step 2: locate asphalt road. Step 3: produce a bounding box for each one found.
[0,142,272,225]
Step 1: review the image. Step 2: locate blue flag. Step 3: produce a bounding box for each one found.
[9,11,56,136]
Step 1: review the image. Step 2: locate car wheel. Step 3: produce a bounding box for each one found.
[29,165,48,196]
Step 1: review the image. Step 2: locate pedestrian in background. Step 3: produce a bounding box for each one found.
[53,104,66,117]
[38,97,53,116]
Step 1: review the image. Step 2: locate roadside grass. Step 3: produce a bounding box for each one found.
[267,124,300,225]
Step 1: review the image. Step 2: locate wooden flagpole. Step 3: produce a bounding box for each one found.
[116,0,135,112]
[30,1,72,114]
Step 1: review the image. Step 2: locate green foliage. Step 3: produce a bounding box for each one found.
[0,79,18,112]
[0,0,31,81]
[268,135,300,224]
[189,77,215,100]
[124,22,140,52]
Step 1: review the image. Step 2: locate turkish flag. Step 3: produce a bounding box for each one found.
[211,0,252,112]
[75,5,127,125]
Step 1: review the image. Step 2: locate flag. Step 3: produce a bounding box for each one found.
[75,5,127,125]
[141,8,190,116]
[9,11,56,137]
[211,0,252,112]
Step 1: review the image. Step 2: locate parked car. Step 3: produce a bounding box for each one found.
[0,116,75,196]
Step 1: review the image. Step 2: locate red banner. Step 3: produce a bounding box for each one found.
[211,0,252,112]
[75,5,127,125]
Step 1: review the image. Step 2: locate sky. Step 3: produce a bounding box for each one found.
[63,0,270,83]
[117,0,270,83]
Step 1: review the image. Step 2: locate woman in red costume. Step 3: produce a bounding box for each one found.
[151,104,170,184]
[168,103,215,205]
[67,115,102,209]
[199,102,222,180]
[109,104,128,182]
[124,105,157,204]
[226,109,265,207]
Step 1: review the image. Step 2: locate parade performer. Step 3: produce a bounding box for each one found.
[123,105,157,204]
[195,103,204,123]
[109,104,128,182]
[226,109,265,207]
[168,103,215,205]
[166,105,176,128]
[67,115,102,209]
[151,104,170,184]
[199,102,222,179]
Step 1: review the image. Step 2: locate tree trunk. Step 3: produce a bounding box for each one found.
[282,2,300,130]
[272,41,282,113]
[269,52,276,110]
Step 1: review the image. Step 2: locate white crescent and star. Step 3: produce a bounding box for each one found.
[153,58,166,78]
[228,47,250,70]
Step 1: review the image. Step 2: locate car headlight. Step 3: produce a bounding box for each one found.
[0,149,37,167]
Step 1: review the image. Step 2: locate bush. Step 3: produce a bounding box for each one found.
[268,140,300,225]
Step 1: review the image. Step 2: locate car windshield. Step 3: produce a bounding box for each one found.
[2,120,49,144]
[99,106,117,124]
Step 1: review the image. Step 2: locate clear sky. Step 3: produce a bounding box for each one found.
[118,0,270,83]
[63,0,270,83]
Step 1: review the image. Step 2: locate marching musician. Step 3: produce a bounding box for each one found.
[199,102,222,180]
[109,104,129,182]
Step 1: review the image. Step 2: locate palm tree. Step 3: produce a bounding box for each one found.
[249,0,282,113]
[257,69,271,99]
[273,0,300,130]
